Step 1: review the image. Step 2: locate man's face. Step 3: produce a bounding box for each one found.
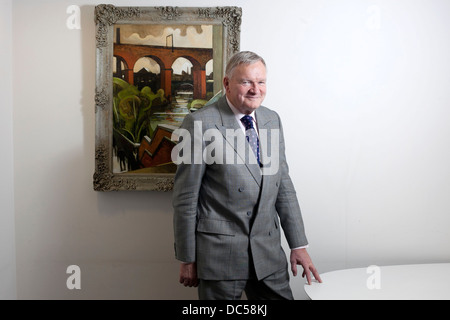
[223,61,267,114]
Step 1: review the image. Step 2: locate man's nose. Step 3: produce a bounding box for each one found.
[248,83,259,93]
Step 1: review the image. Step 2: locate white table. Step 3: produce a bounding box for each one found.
[304,263,450,300]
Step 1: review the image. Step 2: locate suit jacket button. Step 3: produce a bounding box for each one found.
[238,187,244,192]
[247,211,252,216]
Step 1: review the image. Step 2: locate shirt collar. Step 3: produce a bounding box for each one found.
[226,96,257,124]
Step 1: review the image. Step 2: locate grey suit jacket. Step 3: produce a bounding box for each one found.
[173,96,308,281]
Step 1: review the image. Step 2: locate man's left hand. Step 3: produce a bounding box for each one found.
[290,248,322,285]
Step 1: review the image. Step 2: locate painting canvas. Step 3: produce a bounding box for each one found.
[112,23,221,174]
[94,5,241,191]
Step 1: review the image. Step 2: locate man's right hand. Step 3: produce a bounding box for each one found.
[179,262,198,287]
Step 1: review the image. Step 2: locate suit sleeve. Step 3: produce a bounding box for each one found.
[172,114,206,263]
[274,113,309,249]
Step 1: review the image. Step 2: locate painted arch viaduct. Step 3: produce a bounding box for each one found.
[114,43,213,99]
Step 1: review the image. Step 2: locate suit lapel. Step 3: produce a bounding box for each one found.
[251,107,278,233]
[214,97,262,187]
[254,107,273,168]
[254,106,275,195]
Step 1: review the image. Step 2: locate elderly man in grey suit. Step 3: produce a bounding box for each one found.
[172,51,321,300]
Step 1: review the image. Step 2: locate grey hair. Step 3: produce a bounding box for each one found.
[225,51,266,78]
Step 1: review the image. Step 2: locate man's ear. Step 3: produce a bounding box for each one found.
[223,76,229,91]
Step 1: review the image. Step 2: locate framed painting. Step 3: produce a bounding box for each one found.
[93,5,242,191]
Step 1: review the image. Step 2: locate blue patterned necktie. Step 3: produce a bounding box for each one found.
[240,115,260,165]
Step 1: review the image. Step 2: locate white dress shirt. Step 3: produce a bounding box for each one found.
[226,96,258,135]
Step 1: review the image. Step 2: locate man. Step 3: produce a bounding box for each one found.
[172,51,321,300]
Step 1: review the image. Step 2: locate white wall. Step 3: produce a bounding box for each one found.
[0,0,17,300]
[10,0,450,299]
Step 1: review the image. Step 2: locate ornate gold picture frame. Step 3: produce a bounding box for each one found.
[93,5,242,191]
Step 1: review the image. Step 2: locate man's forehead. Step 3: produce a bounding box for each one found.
[236,60,266,70]
[232,63,266,77]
